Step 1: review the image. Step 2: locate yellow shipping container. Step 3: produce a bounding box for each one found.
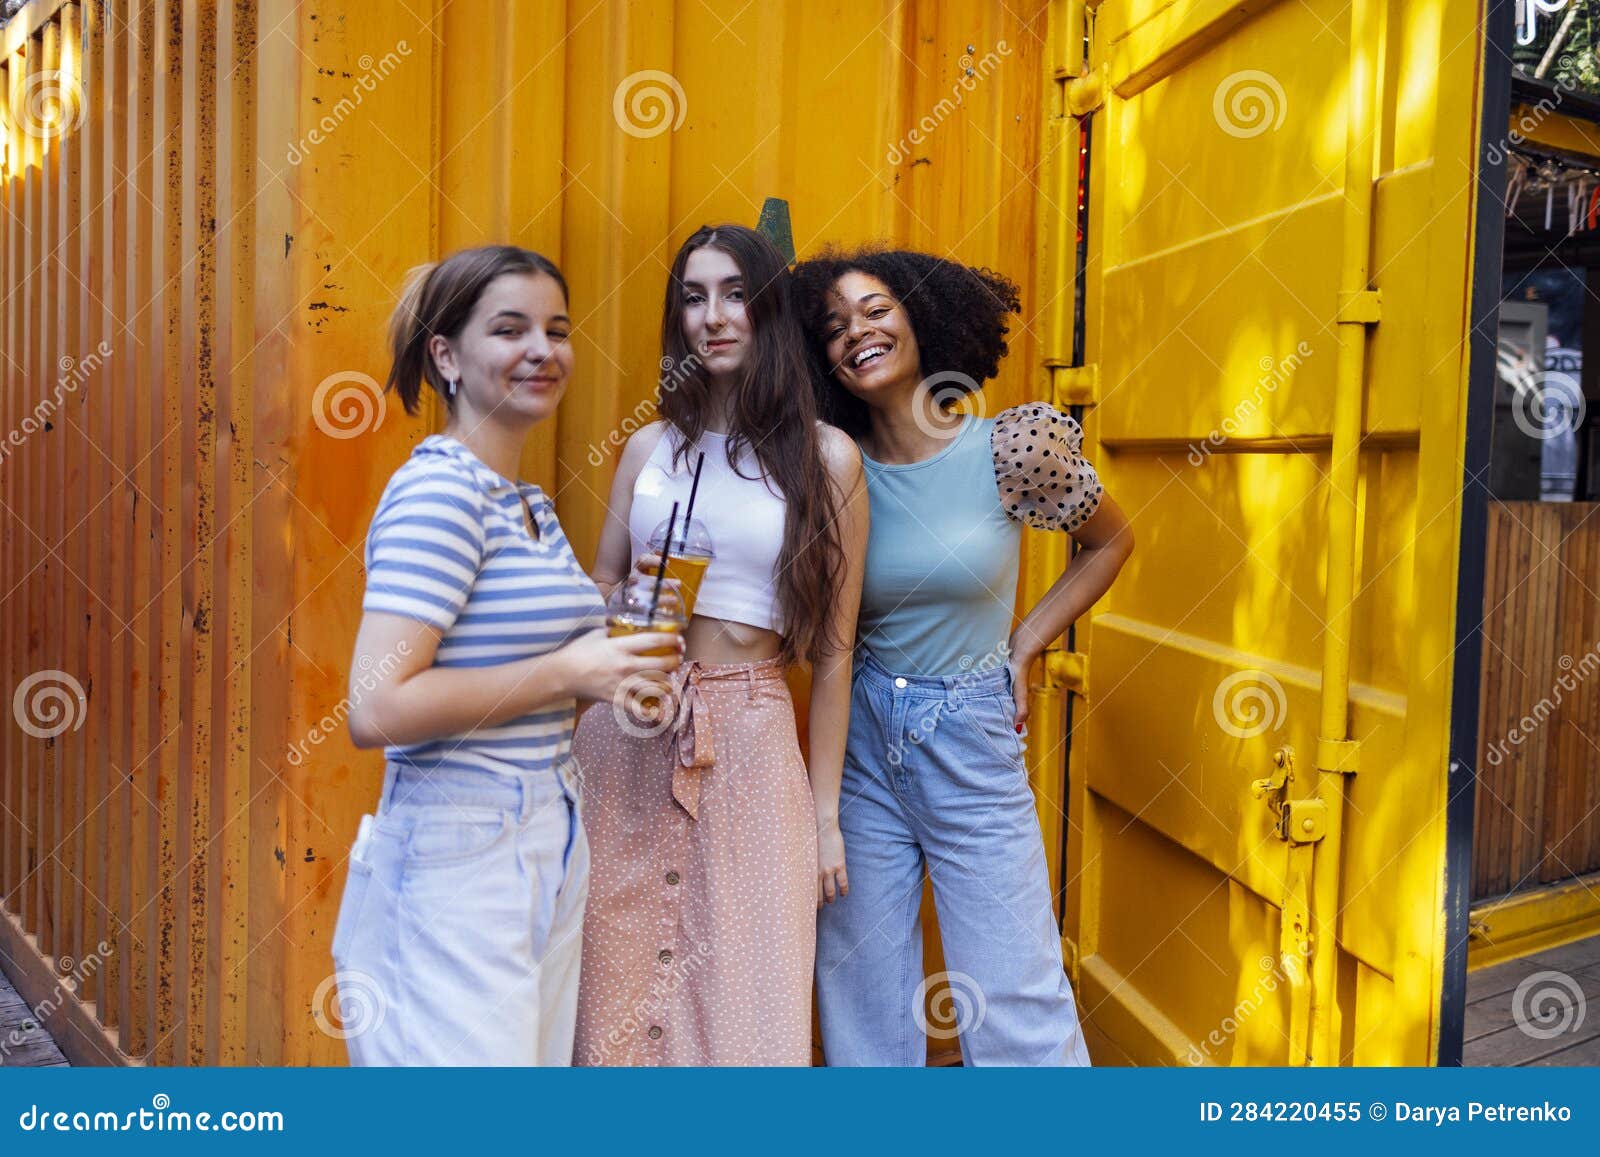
[0,0,1545,1067]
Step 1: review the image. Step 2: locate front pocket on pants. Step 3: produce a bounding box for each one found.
[403,808,513,868]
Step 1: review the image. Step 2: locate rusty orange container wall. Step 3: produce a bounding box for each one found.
[0,0,1054,1064]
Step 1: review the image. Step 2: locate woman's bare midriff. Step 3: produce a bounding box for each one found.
[684,615,782,664]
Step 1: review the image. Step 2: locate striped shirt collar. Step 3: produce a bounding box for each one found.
[418,434,549,507]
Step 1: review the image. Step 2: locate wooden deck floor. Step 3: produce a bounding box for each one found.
[1463,932,1600,1065]
[0,953,68,1067]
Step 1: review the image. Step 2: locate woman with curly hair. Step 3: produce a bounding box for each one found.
[573,225,867,1065]
[791,247,1134,1066]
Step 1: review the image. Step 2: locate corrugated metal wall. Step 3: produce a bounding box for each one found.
[1,0,1048,1064]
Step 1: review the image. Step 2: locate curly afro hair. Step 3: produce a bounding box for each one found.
[789,246,1022,436]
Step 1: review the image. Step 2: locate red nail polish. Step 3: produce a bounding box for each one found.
[1015,723,1024,734]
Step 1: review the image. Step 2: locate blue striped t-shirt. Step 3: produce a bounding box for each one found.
[361,434,605,777]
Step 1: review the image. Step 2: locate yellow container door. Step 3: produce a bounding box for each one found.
[1053,0,1496,1065]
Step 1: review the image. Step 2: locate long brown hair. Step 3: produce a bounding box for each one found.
[385,244,570,415]
[657,224,845,666]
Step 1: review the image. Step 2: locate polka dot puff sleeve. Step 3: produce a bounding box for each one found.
[990,403,1104,533]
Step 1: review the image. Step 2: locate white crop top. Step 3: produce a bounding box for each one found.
[628,424,786,633]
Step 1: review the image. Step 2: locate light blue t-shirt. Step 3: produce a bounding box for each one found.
[857,415,1021,676]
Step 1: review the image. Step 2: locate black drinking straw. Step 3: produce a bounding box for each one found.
[648,501,679,627]
[683,451,706,533]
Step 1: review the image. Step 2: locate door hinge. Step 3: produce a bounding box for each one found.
[1062,63,1108,115]
[1049,361,1099,407]
[1043,648,1089,696]
[1336,289,1381,325]
[1315,736,1361,773]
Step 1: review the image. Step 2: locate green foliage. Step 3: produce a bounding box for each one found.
[1514,1,1600,95]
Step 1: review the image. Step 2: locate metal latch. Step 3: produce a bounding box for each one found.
[1252,747,1326,845]
[1279,799,1327,844]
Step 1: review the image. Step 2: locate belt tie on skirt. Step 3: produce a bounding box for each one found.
[666,661,765,820]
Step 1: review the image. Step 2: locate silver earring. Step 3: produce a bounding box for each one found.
[447,378,458,399]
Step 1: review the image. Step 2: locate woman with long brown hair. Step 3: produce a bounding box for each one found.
[573,224,868,1065]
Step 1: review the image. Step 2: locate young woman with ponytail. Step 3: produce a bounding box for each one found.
[331,245,683,1066]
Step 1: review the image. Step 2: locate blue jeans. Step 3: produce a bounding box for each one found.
[331,762,588,1065]
[815,651,1092,1066]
